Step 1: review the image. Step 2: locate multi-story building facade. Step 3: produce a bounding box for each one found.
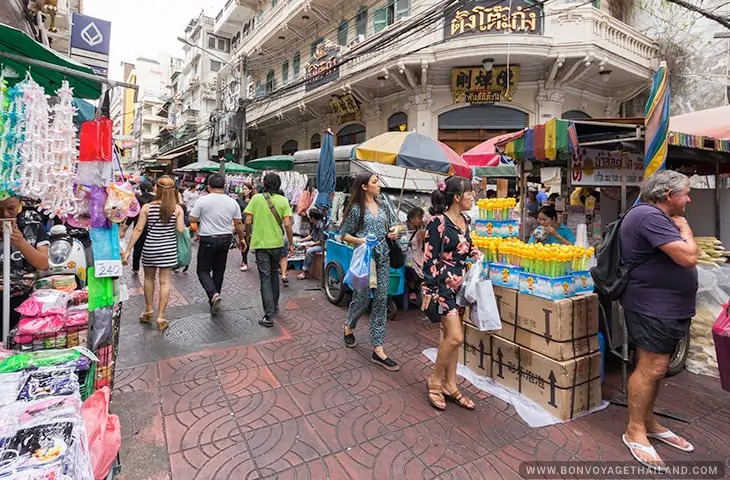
[2,0,82,56]
[155,12,232,169]
[214,0,660,159]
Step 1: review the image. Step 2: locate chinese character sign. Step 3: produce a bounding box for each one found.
[571,148,644,187]
[451,66,520,104]
[445,0,542,38]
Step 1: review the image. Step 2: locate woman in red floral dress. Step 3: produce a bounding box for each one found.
[422,176,481,411]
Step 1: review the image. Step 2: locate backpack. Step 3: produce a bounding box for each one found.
[589,205,642,301]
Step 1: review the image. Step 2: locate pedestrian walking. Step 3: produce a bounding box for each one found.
[119,180,154,274]
[237,183,254,271]
[190,174,247,316]
[122,176,186,332]
[244,173,294,327]
[619,170,698,472]
[422,176,480,410]
[340,172,400,371]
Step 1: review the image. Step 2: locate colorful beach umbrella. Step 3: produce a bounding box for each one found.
[462,131,524,167]
[643,61,670,179]
[499,119,578,162]
[354,131,472,179]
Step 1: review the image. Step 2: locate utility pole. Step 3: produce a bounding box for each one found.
[237,56,248,164]
[215,73,225,176]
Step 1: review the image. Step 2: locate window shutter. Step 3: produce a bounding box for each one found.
[373,7,387,33]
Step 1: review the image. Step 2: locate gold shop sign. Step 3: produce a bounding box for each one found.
[329,94,362,123]
[451,65,520,104]
[445,0,542,38]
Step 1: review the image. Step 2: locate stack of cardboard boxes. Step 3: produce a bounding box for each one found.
[456,286,602,421]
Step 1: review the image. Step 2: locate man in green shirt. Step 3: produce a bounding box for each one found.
[244,173,294,327]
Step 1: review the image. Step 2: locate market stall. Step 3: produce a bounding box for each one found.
[0,22,139,479]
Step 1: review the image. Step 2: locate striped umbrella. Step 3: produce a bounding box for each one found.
[643,61,670,179]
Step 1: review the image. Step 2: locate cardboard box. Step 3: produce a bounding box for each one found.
[519,272,574,300]
[490,264,523,289]
[462,322,492,377]
[491,336,602,421]
[495,293,600,361]
[572,270,594,295]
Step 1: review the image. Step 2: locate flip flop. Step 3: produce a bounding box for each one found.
[622,434,668,473]
[647,430,695,452]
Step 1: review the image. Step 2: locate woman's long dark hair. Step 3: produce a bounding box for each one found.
[262,173,285,197]
[429,176,473,215]
[343,172,376,232]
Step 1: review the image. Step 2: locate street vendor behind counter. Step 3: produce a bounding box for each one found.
[0,195,50,338]
[529,205,576,245]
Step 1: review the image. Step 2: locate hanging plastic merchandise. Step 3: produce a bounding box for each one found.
[17,75,50,201]
[76,117,113,186]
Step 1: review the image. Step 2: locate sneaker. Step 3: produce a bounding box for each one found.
[372,352,400,371]
[210,294,222,316]
[258,316,274,328]
[240,264,248,272]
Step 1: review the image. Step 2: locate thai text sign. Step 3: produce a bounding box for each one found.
[329,94,361,123]
[451,65,520,104]
[571,148,644,187]
[445,0,542,38]
[306,44,340,92]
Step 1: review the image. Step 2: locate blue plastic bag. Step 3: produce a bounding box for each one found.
[344,240,374,291]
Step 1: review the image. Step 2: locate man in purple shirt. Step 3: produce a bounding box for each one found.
[619,171,698,472]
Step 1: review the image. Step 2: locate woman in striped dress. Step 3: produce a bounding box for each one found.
[122,176,185,332]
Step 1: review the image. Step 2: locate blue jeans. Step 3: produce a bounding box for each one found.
[303,245,323,271]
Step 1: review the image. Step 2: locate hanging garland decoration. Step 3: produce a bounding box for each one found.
[17,74,50,201]
[42,80,79,217]
[0,80,25,200]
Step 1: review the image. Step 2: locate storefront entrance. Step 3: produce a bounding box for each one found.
[438,105,528,154]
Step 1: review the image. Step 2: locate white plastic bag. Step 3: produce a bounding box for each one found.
[344,242,373,291]
[471,279,502,331]
[462,262,483,305]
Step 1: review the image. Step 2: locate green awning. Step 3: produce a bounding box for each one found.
[472,165,518,178]
[247,155,295,171]
[201,162,258,174]
[0,23,103,99]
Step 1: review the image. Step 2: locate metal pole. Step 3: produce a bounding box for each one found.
[2,220,11,343]
[0,50,140,96]
[215,73,225,177]
[396,168,408,213]
[238,56,248,164]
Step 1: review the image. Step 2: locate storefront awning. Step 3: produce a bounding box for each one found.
[157,140,197,160]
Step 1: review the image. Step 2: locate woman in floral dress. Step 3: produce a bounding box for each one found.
[422,176,481,410]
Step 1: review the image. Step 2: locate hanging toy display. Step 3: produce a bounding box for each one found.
[0,83,26,199]
[16,74,50,200]
[41,81,79,218]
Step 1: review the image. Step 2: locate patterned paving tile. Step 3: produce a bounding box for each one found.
[229,387,303,433]
[267,355,330,386]
[285,374,360,415]
[170,443,259,480]
[245,417,331,477]
[160,379,228,415]
[256,332,341,364]
[158,354,218,386]
[164,404,241,454]
[207,346,267,373]
[114,363,158,393]
[220,366,281,398]
[492,434,572,473]
[305,399,388,452]
[275,309,332,337]
[335,365,402,399]
[317,347,371,375]
[361,386,441,433]
[334,435,431,480]
[435,456,524,480]
[261,455,351,480]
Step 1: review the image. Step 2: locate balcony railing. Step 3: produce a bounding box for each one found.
[236,0,303,56]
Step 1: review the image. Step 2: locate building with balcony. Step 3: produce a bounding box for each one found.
[3,0,81,57]
[156,11,234,168]
[215,0,660,159]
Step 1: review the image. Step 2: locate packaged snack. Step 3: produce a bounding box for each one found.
[17,369,79,401]
[34,275,78,292]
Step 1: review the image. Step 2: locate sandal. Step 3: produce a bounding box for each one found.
[139,311,153,324]
[647,429,695,452]
[426,377,446,411]
[296,273,307,280]
[622,434,668,473]
[281,276,289,286]
[156,318,169,333]
[442,388,476,410]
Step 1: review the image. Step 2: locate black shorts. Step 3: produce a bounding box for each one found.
[624,310,691,355]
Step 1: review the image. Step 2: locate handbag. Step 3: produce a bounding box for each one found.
[386,220,405,269]
[176,227,192,268]
[421,219,447,323]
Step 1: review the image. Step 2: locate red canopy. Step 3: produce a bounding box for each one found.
[462,131,525,166]
[669,105,730,140]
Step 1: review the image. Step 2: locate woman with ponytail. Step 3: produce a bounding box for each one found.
[422,175,481,411]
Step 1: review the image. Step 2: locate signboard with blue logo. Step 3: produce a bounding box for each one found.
[70,13,112,78]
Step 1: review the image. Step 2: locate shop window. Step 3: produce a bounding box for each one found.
[356,8,368,38]
[266,145,272,156]
[311,133,321,149]
[210,60,222,73]
[336,123,366,146]
[293,52,301,78]
[388,112,408,132]
[282,61,289,84]
[282,139,298,155]
[337,21,349,46]
[311,38,323,57]
[208,35,216,49]
[265,70,275,93]
[373,7,390,33]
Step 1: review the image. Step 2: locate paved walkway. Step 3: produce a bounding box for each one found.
[111,250,730,480]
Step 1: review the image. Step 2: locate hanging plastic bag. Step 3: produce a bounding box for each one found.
[712,302,730,392]
[79,118,113,162]
[16,290,69,317]
[470,279,502,331]
[458,262,483,307]
[176,228,192,268]
[104,183,135,223]
[90,225,121,262]
[89,186,109,228]
[344,238,375,291]
[81,387,121,480]
[90,306,113,349]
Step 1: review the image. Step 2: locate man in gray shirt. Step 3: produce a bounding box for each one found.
[190,174,247,315]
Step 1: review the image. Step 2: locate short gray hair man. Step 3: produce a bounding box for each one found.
[640,170,690,204]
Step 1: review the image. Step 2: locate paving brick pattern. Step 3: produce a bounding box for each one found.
[111,252,730,480]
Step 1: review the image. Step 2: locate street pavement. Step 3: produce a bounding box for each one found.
[110,248,730,480]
